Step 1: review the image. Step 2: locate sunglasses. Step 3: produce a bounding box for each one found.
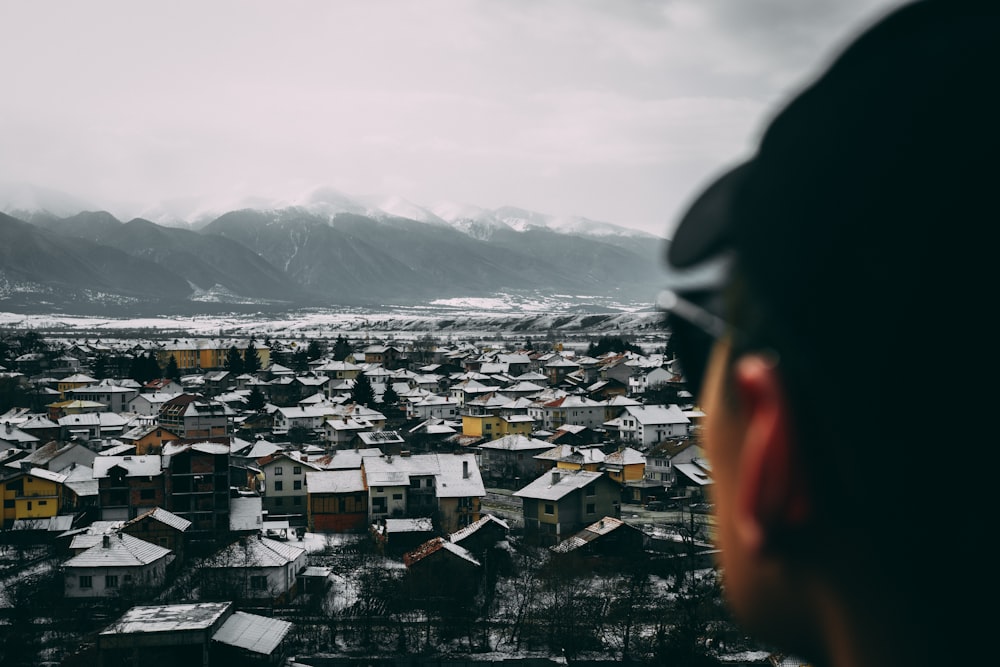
[657,288,731,399]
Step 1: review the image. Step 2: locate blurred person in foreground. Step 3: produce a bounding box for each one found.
[659,2,995,666]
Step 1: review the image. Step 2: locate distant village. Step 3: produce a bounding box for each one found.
[0,330,758,667]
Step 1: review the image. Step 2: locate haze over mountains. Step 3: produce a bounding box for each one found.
[0,184,666,316]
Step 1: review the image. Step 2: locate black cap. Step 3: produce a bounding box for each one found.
[665,0,1000,313]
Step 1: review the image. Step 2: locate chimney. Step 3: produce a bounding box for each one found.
[4,422,10,434]
[551,470,561,484]
[462,461,469,479]
[102,534,110,548]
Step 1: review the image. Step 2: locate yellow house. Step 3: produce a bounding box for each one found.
[124,425,182,455]
[57,373,98,398]
[462,413,534,439]
[1,467,66,528]
[601,447,646,485]
[156,338,271,372]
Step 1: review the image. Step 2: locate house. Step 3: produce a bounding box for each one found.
[549,516,648,564]
[96,602,293,667]
[67,382,139,412]
[528,394,606,431]
[120,423,182,455]
[273,404,335,435]
[402,536,481,599]
[323,415,375,446]
[0,421,41,450]
[374,517,436,557]
[93,455,165,521]
[406,395,460,421]
[601,447,646,486]
[476,434,554,487]
[159,394,230,439]
[534,444,607,472]
[62,532,172,598]
[121,506,192,566]
[306,468,368,533]
[162,441,232,545]
[0,466,66,528]
[129,391,183,416]
[611,404,691,447]
[57,373,99,398]
[362,452,485,533]
[449,513,510,557]
[513,469,622,545]
[201,535,307,602]
[256,451,321,519]
[6,440,95,472]
[642,440,701,497]
[142,378,183,395]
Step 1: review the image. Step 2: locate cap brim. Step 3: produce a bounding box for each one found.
[667,161,749,269]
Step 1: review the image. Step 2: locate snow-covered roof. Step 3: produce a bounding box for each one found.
[63,532,171,568]
[125,507,192,533]
[305,469,365,494]
[93,455,163,478]
[513,469,604,501]
[205,536,305,568]
[212,610,293,655]
[100,602,232,635]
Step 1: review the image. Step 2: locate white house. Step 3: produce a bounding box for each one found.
[612,404,691,447]
[202,535,307,601]
[63,532,172,598]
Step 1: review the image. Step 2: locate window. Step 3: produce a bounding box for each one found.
[293,496,302,506]
[544,503,554,515]
[293,466,302,475]
[38,500,47,506]
[250,575,268,590]
[274,481,283,491]
[275,497,284,506]
[392,493,403,500]
[293,480,302,490]
[106,575,119,588]
[79,575,92,588]
[274,466,283,475]
[586,503,596,514]
[26,501,31,511]
[425,479,433,488]
[2,500,12,509]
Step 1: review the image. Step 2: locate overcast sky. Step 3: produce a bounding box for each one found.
[0,0,909,237]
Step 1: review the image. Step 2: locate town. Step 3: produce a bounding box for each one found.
[0,328,767,666]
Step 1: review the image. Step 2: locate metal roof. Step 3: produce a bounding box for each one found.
[212,611,293,655]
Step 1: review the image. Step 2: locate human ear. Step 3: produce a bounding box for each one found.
[731,354,811,553]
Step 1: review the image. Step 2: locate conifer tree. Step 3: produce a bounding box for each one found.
[224,345,245,374]
[247,384,267,412]
[165,355,181,382]
[351,372,375,407]
[381,381,399,406]
[244,338,261,374]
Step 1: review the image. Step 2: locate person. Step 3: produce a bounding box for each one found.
[659,2,996,665]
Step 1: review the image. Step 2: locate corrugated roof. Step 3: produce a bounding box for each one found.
[212,611,292,655]
[125,507,192,533]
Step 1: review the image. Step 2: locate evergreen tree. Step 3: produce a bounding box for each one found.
[224,345,245,374]
[351,372,375,407]
[292,348,309,373]
[381,381,399,406]
[92,354,109,380]
[306,339,324,361]
[247,384,267,412]
[165,354,181,382]
[332,335,352,362]
[244,338,261,374]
